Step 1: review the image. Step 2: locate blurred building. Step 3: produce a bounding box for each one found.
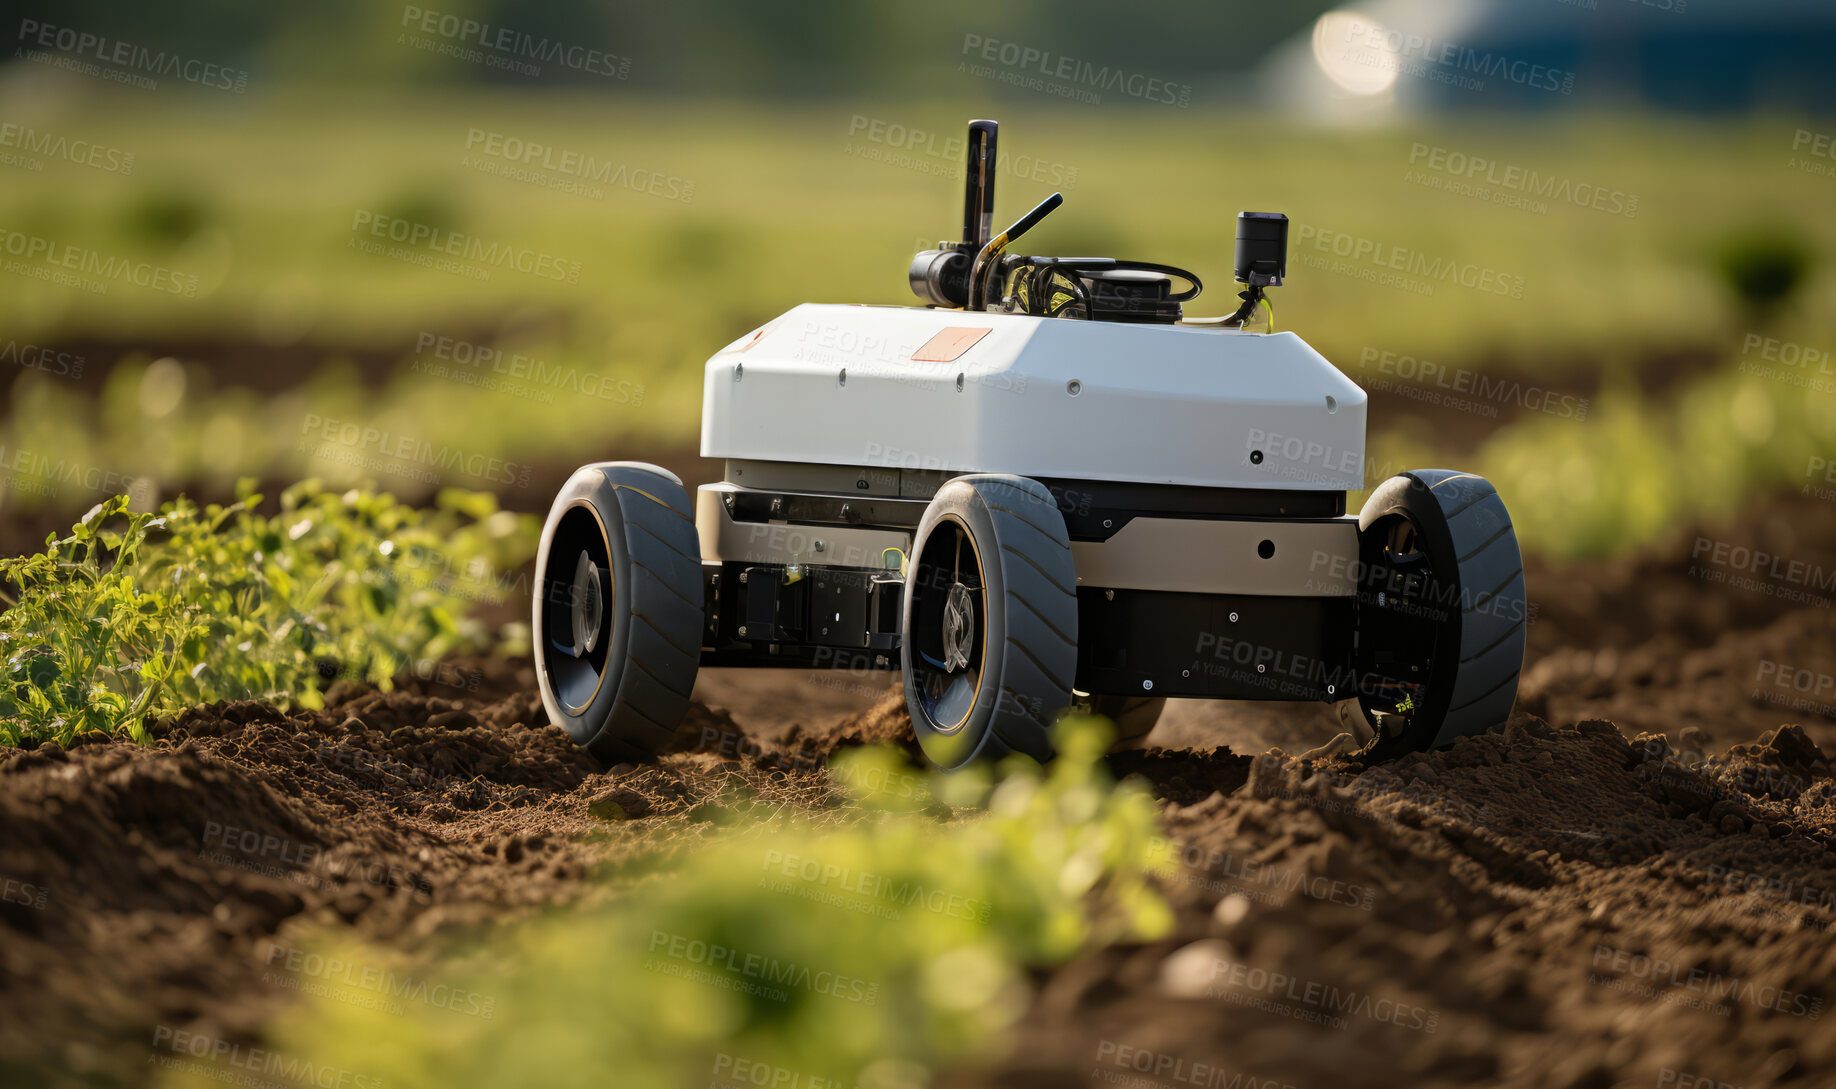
[1264,0,1836,116]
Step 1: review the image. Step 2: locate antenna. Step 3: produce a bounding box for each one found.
[961,120,998,251]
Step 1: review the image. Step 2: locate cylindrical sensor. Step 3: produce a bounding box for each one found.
[909,247,972,307]
[1234,211,1288,286]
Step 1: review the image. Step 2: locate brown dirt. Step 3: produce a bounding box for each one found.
[4,491,1836,1088]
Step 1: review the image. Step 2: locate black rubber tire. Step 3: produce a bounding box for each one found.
[901,475,1079,770]
[533,462,704,765]
[1074,693,1167,748]
[1354,469,1527,755]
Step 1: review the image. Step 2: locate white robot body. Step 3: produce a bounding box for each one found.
[703,303,1367,492]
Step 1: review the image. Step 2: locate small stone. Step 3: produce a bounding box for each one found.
[1158,938,1232,999]
[1212,894,1251,929]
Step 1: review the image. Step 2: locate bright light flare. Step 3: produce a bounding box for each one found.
[1312,10,1399,96]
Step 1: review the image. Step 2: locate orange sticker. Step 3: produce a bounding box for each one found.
[911,326,991,363]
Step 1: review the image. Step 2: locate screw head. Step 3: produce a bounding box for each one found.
[1182,669,1190,678]
[1326,684,1336,696]
[738,625,749,637]
[1229,611,1239,623]
[1256,664,1266,673]
[814,539,826,552]
[1067,379,1082,396]
[1142,679,1154,691]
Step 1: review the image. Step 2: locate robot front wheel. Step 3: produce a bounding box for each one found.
[532,462,705,765]
[900,475,1081,770]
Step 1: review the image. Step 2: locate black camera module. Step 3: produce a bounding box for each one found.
[1234,211,1287,288]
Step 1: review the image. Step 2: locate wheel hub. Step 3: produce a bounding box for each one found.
[570,549,604,656]
[942,581,974,671]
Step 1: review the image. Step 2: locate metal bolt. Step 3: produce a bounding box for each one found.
[1181,669,1190,678]
[1104,589,1114,601]
[739,570,750,584]
[1102,518,1113,529]
[1256,664,1266,673]
[1327,684,1336,696]
[1142,679,1154,691]
[814,539,826,553]
[1067,379,1082,396]
[770,497,784,516]
[738,625,749,637]
[1229,611,1239,623]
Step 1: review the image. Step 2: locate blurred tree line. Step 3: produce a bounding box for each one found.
[0,0,1333,95]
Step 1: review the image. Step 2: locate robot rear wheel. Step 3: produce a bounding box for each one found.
[1353,469,1528,757]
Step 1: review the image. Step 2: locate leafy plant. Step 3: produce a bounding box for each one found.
[0,481,537,747]
[162,718,1176,1089]
[1714,225,1813,321]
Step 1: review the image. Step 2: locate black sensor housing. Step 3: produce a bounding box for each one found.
[1234,211,1287,287]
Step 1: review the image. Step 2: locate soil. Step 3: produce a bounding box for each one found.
[5,488,1836,1089]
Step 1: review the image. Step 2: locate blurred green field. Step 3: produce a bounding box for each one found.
[6,92,1830,358]
[3,90,1834,557]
